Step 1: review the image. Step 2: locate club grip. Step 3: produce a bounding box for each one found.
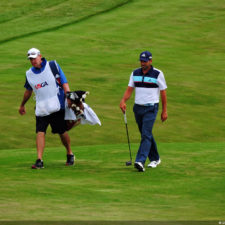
[124,112,127,124]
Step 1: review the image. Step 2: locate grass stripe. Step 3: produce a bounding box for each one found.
[0,143,224,220]
[0,0,132,44]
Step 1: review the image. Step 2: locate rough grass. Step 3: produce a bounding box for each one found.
[0,0,225,149]
[0,0,131,43]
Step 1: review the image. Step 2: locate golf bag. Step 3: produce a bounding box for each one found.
[65,91,101,130]
[66,90,88,117]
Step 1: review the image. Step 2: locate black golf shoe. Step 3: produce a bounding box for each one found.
[66,154,75,166]
[134,162,145,172]
[31,159,44,169]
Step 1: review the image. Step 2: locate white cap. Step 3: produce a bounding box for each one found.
[27,48,40,59]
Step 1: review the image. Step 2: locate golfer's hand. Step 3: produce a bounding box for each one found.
[161,111,168,122]
[120,99,126,113]
[19,106,26,115]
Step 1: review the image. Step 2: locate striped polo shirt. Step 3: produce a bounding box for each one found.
[128,66,167,105]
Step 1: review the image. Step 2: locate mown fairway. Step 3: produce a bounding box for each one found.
[0,0,224,222]
[0,143,224,221]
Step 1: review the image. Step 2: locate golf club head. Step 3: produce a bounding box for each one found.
[126,161,132,166]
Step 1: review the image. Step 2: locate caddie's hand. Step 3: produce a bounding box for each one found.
[67,98,72,108]
[19,106,26,115]
[119,99,126,113]
[161,111,168,122]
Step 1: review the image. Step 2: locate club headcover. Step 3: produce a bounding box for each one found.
[66,91,89,117]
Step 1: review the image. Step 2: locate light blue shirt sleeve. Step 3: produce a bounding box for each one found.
[57,63,68,84]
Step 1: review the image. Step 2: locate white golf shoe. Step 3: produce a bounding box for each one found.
[134,162,145,172]
[147,159,161,168]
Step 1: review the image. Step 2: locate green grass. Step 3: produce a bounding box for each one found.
[0,143,224,221]
[0,0,224,222]
[0,0,225,149]
[0,0,130,43]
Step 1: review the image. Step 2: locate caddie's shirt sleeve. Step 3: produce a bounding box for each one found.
[24,77,33,90]
[57,63,68,85]
[157,71,167,90]
[128,72,134,87]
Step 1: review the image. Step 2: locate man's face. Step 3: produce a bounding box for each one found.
[29,55,42,68]
[140,59,152,70]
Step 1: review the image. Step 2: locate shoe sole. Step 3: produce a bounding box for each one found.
[31,166,44,169]
[65,163,74,166]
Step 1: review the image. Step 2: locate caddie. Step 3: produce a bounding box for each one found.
[19,48,75,169]
[120,50,168,172]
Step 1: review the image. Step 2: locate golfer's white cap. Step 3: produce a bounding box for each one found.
[27,48,40,59]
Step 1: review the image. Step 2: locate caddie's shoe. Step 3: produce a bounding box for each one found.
[148,159,161,168]
[31,159,44,169]
[66,154,75,166]
[134,162,145,172]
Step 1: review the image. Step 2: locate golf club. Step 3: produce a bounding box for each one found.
[124,111,132,166]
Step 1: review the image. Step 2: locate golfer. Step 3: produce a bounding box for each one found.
[19,48,75,169]
[120,51,167,172]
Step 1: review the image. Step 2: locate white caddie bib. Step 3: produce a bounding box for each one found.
[26,62,60,116]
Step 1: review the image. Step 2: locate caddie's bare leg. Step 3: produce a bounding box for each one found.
[60,132,75,165]
[59,132,73,155]
[36,132,45,160]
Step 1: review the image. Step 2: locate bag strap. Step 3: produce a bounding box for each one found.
[49,60,63,88]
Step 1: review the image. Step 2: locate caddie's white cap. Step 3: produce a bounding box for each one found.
[27,48,40,59]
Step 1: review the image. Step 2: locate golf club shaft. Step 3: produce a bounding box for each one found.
[124,112,132,161]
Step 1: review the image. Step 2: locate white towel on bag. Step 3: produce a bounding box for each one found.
[64,101,101,126]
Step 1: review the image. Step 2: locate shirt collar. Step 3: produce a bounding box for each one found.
[31,58,47,74]
[141,65,154,75]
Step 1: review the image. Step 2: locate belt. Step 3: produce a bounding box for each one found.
[136,103,155,107]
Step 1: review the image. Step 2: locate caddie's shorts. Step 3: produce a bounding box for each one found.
[36,110,67,134]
